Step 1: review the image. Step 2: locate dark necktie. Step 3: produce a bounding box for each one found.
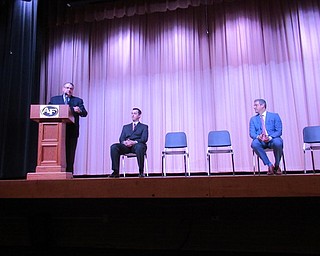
[133,123,136,131]
[64,96,69,104]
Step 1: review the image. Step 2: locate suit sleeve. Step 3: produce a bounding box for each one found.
[268,113,282,138]
[119,126,127,143]
[137,124,148,144]
[249,117,259,140]
[77,98,88,117]
[48,95,64,105]
[48,96,57,104]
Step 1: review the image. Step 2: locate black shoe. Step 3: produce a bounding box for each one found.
[138,173,145,178]
[109,171,120,178]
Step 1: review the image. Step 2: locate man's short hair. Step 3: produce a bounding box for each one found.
[133,107,142,115]
[254,99,267,108]
[64,82,74,88]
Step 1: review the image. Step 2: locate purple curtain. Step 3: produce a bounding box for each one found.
[40,0,320,175]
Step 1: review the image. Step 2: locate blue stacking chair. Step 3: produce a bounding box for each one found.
[162,132,190,176]
[303,126,320,174]
[207,130,235,175]
[121,153,148,177]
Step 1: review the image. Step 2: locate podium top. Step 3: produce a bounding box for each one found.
[30,105,75,123]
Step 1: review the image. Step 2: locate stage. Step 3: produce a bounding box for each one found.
[1,173,320,198]
[1,173,320,255]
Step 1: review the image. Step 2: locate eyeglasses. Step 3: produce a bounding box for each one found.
[64,86,74,90]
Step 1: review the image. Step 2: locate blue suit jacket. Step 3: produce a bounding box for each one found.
[249,111,282,140]
[119,122,148,144]
[49,95,88,137]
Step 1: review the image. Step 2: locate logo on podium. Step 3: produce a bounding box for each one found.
[40,105,59,118]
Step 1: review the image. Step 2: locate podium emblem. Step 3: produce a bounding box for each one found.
[40,105,59,118]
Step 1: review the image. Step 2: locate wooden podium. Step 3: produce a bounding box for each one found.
[27,104,75,180]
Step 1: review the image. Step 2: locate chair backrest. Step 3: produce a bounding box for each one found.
[165,132,187,148]
[208,130,231,147]
[303,126,320,143]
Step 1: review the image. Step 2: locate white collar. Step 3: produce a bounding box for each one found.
[260,110,267,117]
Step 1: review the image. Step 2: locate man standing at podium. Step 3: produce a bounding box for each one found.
[49,82,88,173]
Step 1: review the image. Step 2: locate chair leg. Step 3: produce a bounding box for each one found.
[207,154,211,176]
[187,154,190,176]
[184,155,187,177]
[311,151,316,174]
[231,153,235,175]
[162,155,166,176]
[282,152,286,174]
[252,151,256,175]
[257,155,261,175]
[121,155,126,177]
[304,151,307,174]
[144,155,149,177]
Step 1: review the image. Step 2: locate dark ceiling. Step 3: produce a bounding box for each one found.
[65,0,130,7]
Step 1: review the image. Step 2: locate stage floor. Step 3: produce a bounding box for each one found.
[1,173,320,198]
[1,173,320,255]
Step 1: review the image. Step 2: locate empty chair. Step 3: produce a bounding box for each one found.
[121,153,149,177]
[253,149,286,175]
[162,132,190,176]
[207,130,235,175]
[303,126,320,174]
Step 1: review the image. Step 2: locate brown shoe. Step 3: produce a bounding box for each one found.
[274,167,282,175]
[267,165,274,175]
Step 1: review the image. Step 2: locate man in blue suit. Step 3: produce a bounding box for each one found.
[110,108,148,178]
[249,99,283,175]
[49,82,88,173]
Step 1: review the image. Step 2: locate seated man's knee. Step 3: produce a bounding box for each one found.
[134,143,146,154]
[110,143,119,152]
[251,139,261,149]
[272,138,283,148]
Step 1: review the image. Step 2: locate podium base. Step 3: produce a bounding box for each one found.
[27,172,73,180]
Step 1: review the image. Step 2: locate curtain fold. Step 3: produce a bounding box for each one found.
[40,0,320,175]
[0,0,39,179]
[53,0,239,25]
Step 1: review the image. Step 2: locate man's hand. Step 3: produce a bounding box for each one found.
[258,134,270,143]
[73,106,81,113]
[123,139,137,147]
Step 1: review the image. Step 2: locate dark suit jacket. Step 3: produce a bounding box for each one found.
[49,95,88,138]
[249,111,282,140]
[119,122,148,144]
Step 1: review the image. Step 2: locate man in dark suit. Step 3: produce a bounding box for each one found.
[249,98,283,175]
[49,82,88,173]
[110,108,148,178]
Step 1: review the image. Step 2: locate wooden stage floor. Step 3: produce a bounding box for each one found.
[1,173,320,198]
[1,173,320,255]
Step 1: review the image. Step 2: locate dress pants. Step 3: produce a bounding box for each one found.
[251,137,283,167]
[110,143,147,174]
[66,137,78,172]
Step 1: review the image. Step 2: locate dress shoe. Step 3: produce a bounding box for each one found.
[138,173,145,178]
[274,166,282,175]
[109,171,120,178]
[267,165,274,175]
